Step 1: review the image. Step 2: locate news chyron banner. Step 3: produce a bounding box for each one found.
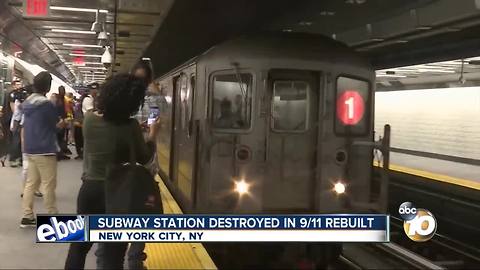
[36,215,87,242]
[37,214,390,243]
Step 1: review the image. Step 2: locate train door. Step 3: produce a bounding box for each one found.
[264,69,319,212]
[171,72,197,206]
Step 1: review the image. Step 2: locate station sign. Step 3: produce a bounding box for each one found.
[23,0,50,17]
[336,90,365,125]
[335,77,370,136]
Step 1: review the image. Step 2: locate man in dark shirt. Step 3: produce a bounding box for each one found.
[8,80,24,167]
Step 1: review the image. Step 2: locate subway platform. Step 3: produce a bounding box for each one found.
[0,159,215,269]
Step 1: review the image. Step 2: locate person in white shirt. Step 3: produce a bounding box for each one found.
[82,83,98,114]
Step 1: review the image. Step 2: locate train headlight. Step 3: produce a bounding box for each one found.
[234,179,250,195]
[333,182,346,194]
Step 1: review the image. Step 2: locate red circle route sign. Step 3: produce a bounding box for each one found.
[336,90,365,125]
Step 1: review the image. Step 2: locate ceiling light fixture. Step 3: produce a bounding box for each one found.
[91,10,102,32]
[376,74,407,78]
[69,53,102,57]
[319,11,335,16]
[101,46,112,68]
[52,29,96,34]
[66,62,103,65]
[298,21,313,26]
[63,43,103,48]
[50,6,108,13]
[79,71,106,74]
[98,26,109,41]
[415,65,454,70]
[417,69,456,73]
[416,26,432,30]
[78,66,107,70]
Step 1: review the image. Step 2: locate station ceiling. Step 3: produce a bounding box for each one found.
[1,0,173,83]
[1,0,480,84]
[144,0,480,77]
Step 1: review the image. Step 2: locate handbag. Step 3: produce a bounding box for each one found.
[105,122,163,214]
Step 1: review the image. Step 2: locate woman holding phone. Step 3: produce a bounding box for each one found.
[65,74,161,269]
[131,60,163,129]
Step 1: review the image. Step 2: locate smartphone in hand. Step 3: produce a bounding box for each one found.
[147,107,159,125]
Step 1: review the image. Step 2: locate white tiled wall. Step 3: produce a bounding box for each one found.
[375,87,480,160]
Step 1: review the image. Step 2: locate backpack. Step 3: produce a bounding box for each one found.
[105,124,163,214]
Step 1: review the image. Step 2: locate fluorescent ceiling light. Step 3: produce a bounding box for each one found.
[50,6,108,13]
[69,53,102,57]
[79,67,107,70]
[81,71,106,74]
[63,43,102,48]
[416,26,432,30]
[52,29,96,34]
[376,74,407,78]
[421,65,454,69]
[413,64,454,70]
[417,69,455,73]
[66,62,104,65]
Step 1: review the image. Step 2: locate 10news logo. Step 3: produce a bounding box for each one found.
[398,202,437,242]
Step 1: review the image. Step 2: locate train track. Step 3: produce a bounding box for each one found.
[338,242,444,269]
[337,169,480,269]
[211,170,479,269]
[388,217,480,269]
[337,223,480,269]
[388,170,480,268]
[387,170,480,248]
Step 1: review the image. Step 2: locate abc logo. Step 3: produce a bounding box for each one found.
[398,202,437,242]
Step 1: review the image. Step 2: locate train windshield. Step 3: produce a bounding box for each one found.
[212,73,252,130]
[272,80,310,132]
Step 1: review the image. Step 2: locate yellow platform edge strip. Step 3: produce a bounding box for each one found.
[144,177,218,270]
[374,161,480,191]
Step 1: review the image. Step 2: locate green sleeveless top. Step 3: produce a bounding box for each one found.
[82,112,153,181]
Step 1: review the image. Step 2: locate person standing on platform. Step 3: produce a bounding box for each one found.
[64,92,75,146]
[82,83,98,114]
[8,80,24,167]
[20,72,60,227]
[64,74,160,270]
[130,60,162,268]
[56,86,71,160]
[1,81,16,166]
[132,61,156,127]
[72,93,87,160]
[18,85,43,198]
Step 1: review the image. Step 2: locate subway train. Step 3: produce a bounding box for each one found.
[153,33,390,267]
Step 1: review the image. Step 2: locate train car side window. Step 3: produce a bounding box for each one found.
[335,76,370,136]
[212,73,252,130]
[271,80,310,132]
[179,74,188,131]
[187,75,195,137]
